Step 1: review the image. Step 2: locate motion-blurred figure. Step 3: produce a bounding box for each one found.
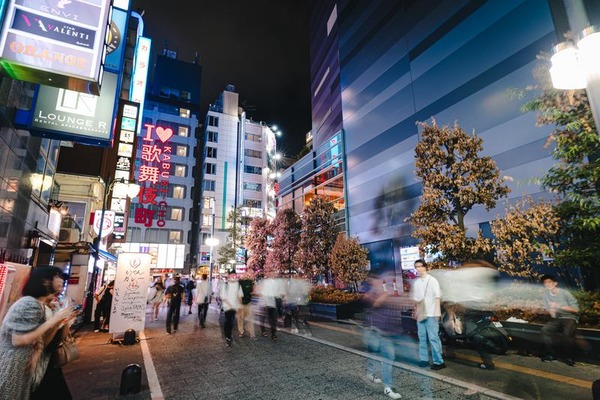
[435,260,503,370]
[361,274,402,399]
[220,271,240,347]
[237,274,256,339]
[540,274,579,366]
[287,277,312,336]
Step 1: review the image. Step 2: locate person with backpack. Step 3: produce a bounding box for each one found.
[185,278,196,315]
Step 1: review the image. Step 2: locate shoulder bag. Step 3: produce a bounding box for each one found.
[54,331,80,368]
[412,278,430,322]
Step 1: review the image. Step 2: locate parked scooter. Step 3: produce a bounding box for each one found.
[439,305,511,356]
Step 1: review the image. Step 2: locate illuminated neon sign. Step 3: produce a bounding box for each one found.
[134,123,172,228]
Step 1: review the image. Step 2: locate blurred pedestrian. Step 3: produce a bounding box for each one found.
[288,277,312,336]
[185,278,196,315]
[93,280,114,332]
[0,266,75,399]
[147,277,165,322]
[237,274,256,339]
[220,271,240,346]
[411,259,445,370]
[31,295,76,400]
[193,274,210,328]
[165,275,185,334]
[259,276,284,341]
[361,275,402,399]
[540,274,579,366]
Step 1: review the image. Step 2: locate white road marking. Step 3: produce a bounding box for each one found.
[139,331,164,400]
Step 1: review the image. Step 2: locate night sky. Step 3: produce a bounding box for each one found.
[130,0,313,158]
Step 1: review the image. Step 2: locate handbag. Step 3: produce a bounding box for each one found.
[54,334,80,368]
[412,279,430,322]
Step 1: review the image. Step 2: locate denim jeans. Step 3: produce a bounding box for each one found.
[364,328,396,387]
[417,317,444,365]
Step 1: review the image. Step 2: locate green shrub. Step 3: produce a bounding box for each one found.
[309,286,363,304]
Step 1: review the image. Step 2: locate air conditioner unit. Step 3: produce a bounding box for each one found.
[59,228,80,243]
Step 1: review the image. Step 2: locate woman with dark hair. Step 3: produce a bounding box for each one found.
[0,266,75,399]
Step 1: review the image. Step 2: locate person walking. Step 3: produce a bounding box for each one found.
[361,275,402,399]
[147,277,165,322]
[220,271,240,346]
[165,275,185,334]
[288,277,312,336]
[193,274,210,328]
[540,274,579,366]
[93,280,114,332]
[411,259,445,370]
[185,278,196,315]
[237,274,256,339]
[0,266,75,399]
[31,295,75,400]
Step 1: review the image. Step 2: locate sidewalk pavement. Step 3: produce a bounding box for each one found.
[63,305,510,400]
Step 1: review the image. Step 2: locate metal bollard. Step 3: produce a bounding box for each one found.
[119,363,142,395]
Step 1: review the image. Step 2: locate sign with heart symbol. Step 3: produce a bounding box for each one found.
[130,258,141,269]
[155,127,173,143]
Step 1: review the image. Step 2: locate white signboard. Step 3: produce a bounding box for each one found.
[93,210,115,237]
[400,245,420,270]
[109,252,151,334]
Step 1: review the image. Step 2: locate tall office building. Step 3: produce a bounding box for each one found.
[199,85,277,274]
[288,0,596,276]
[120,50,202,274]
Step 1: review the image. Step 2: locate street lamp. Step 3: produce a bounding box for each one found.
[548,0,600,131]
[83,177,140,323]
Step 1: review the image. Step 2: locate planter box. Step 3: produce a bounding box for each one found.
[309,301,362,320]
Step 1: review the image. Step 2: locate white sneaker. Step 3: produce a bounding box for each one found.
[384,387,401,399]
[366,373,382,384]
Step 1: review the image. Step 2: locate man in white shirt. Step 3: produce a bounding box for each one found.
[411,259,445,370]
[193,274,210,328]
[220,271,240,346]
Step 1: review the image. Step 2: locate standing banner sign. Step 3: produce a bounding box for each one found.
[109,253,151,335]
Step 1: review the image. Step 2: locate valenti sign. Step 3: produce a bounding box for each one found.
[0,0,111,94]
[29,70,118,146]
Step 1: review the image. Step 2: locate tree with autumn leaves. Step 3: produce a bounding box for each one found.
[330,233,369,292]
[245,216,271,278]
[491,197,560,281]
[407,119,510,268]
[293,196,338,282]
[265,208,302,277]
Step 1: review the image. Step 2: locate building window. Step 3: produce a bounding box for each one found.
[170,207,184,221]
[207,130,218,143]
[180,91,191,101]
[171,185,186,199]
[179,108,190,118]
[245,133,261,142]
[243,199,262,208]
[244,165,262,174]
[178,126,189,137]
[204,163,216,175]
[208,116,219,127]
[243,182,262,191]
[173,164,187,177]
[244,149,261,158]
[202,214,212,227]
[206,147,217,158]
[203,180,215,191]
[203,197,215,209]
[176,145,188,157]
[169,230,182,243]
